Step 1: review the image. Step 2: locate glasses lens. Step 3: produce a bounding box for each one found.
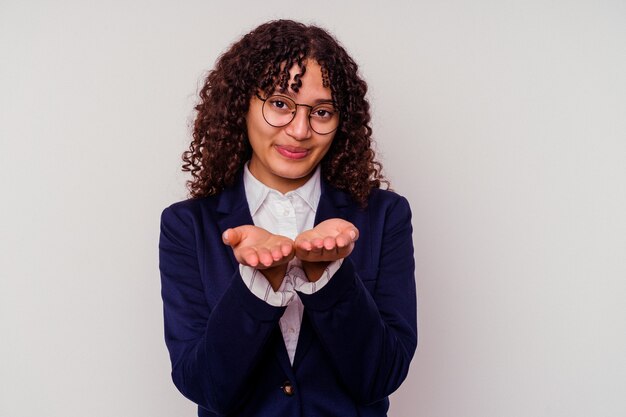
[309,103,339,135]
[262,95,297,127]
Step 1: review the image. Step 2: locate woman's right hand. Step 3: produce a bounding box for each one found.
[222,226,295,290]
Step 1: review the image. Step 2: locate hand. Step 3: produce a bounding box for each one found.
[222,225,295,289]
[294,219,359,281]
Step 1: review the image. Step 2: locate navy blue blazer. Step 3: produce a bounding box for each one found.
[159,175,417,417]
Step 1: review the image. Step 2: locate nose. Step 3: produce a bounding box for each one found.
[285,106,312,140]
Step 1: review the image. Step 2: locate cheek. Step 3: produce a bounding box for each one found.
[246,114,274,146]
[246,111,260,136]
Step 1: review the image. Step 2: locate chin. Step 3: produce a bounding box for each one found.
[277,170,309,180]
[273,165,313,180]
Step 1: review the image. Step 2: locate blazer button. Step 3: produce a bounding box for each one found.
[281,380,294,396]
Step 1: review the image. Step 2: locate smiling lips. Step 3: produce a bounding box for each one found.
[275,145,310,160]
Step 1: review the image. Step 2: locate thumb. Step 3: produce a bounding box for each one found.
[222,228,242,246]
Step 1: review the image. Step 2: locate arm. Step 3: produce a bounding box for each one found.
[297,196,417,404]
[159,206,286,414]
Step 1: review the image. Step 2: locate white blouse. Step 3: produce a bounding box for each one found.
[239,163,341,364]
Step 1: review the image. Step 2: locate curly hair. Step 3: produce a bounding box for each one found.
[182,19,388,206]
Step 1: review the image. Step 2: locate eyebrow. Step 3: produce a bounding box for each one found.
[272,90,334,105]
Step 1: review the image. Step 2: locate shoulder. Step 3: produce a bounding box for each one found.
[162,195,217,216]
[366,187,412,216]
[164,171,247,220]
[163,195,219,213]
[159,196,226,253]
[360,188,413,238]
[160,195,220,229]
[322,177,411,214]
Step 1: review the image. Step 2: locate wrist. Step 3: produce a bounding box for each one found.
[301,260,330,282]
[260,264,288,291]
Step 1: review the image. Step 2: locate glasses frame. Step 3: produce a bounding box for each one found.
[255,93,340,135]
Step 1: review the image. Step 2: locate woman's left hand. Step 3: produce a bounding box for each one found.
[294,219,358,281]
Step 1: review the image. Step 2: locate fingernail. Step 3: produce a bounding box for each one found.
[349,230,356,240]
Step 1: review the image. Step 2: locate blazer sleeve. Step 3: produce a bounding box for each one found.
[297,194,418,404]
[159,204,286,415]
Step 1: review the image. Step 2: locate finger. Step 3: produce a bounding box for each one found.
[281,242,294,257]
[222,229,232,245]
[296,239,313,251]
[311,237,324,249]
[257,248,274,267]
[347,228,358,241]
[270,245,284,261]
[337,241,354,256]
[222,228,241,246]
[306,238,324,255]
[335,233,350,248]
[241,249,259,267]
[323,236,336,250]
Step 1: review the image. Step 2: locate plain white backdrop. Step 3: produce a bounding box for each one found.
[1,1,625,416]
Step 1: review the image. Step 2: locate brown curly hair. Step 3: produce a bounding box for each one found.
[183,19,388,206]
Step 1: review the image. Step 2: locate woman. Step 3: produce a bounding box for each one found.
[159,19,417,417]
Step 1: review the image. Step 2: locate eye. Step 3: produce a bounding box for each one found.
[267,96,294,113]
[271,100,286,109]
[310,106,336,120]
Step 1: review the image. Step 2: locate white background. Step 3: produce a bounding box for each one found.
[1,1,625,416]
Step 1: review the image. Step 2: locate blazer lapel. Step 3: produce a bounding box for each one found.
[293,179,352,366]
[214,174,296,376]
[292,310,314,369]
[216,175,255,269]
[272,326,297,378]
[314,178,351,224]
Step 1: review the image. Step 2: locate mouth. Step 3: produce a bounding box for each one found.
[275,145,310,160]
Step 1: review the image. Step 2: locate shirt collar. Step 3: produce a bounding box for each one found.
[243,163,321,216]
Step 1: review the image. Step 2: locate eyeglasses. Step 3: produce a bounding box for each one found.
[256,93,340,135]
